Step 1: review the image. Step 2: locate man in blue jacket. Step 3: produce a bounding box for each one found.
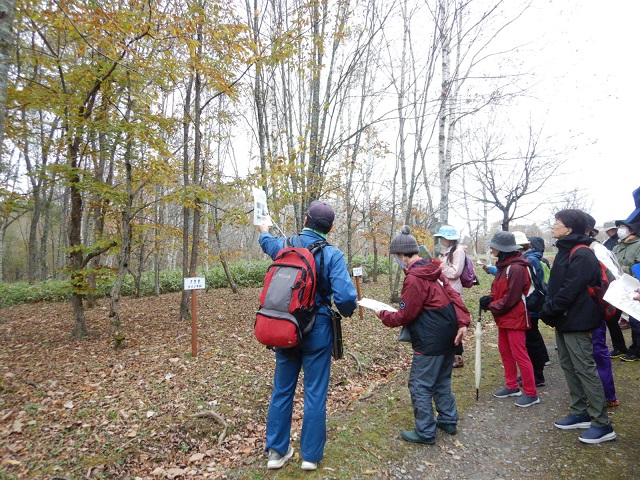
[258,200,357,471]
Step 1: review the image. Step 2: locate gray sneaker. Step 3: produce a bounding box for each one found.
[514,394,540,408]
[267,445,294,470]
[493,386,521,398]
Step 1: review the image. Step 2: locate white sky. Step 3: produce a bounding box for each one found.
[514,1,638,226]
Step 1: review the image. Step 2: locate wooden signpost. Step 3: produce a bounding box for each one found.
[184,276,206,357]
[352,266,364,320]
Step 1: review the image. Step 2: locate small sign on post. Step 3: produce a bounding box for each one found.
[352,267,364,320]
[184,276,206,357]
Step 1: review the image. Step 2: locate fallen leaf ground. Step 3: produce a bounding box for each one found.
[0,279,416,479]
[1,275,639,479]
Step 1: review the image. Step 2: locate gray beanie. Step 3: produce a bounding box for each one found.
[389,226,419,255]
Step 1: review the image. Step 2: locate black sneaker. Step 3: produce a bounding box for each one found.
[620,353,639,362]
[609,349,625,359]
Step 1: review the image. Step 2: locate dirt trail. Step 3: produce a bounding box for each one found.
[384,339,640,480]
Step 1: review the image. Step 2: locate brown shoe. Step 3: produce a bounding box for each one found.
[607,400,621,407]
[453,355,464,368]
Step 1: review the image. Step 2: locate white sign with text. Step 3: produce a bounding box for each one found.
[184,277,206,291]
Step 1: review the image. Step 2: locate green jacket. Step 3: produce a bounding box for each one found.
[613,236,640,276]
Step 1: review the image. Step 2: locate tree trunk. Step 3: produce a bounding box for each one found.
[438,0,451,225]
[213,204,237,293]
[0,0,16,158]
[69,139,87,338]
[180,77,193,320]
[0,222,7,282]
[306,0,324,200]
[154,185,161,296]
[109,83,134,348]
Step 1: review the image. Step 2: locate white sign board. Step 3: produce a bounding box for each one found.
[352,267,363,277]
[184,277,206,291]
[253,187,272,226]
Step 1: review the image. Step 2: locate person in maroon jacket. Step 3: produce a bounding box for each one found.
[479,231,539,408]
[375,226,470,444]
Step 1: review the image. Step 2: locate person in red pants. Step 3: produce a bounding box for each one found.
[479,231,539,408]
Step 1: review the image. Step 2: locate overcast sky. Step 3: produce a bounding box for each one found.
[517,1,638,226]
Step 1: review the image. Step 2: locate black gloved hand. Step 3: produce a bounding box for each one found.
[479,296,494,311]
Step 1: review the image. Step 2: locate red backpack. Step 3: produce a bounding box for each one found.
[255,236,328,348]
[569,245,619,320]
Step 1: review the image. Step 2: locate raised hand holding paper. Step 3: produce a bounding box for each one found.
[358,297,397,312]
[252,188,272,226]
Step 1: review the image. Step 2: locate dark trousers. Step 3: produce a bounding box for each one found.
[409,352,458,438]
[628,316,640,357]
[525,317,549,381]
[606,310,627,353]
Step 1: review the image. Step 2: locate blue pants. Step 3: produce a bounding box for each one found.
[265,319,332,463]
[408,352,458,439]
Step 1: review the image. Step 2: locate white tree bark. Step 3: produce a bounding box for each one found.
[0,0,15,159]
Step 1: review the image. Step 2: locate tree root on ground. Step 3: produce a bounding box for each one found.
[346,350,362,373]
[191,410,228,445]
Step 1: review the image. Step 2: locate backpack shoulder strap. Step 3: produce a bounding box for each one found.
[284,236,294,248]
[306,239,331,306]
[569,244,591,260]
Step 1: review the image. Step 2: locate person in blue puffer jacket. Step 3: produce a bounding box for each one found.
[516,233,550,387]
[258,200,357,472]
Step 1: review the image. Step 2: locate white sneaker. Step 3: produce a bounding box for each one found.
[267,445,294,470]
[301,460,318,471]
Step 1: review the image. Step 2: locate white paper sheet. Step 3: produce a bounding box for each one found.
[358,297,398,312]
[252,188,272,226]
[603,273,640,319]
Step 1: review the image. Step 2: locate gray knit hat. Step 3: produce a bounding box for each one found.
[389,226,419,255]
[486,231,522,253]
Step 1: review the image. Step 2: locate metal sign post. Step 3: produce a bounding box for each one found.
[352,267,364,320]
[184,276,206,357]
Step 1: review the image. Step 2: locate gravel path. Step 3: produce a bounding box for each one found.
[384,343,639,480]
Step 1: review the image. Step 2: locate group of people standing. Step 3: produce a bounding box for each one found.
[374,188,640,447]
[256,187,640,470]
[478,186,640,445]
